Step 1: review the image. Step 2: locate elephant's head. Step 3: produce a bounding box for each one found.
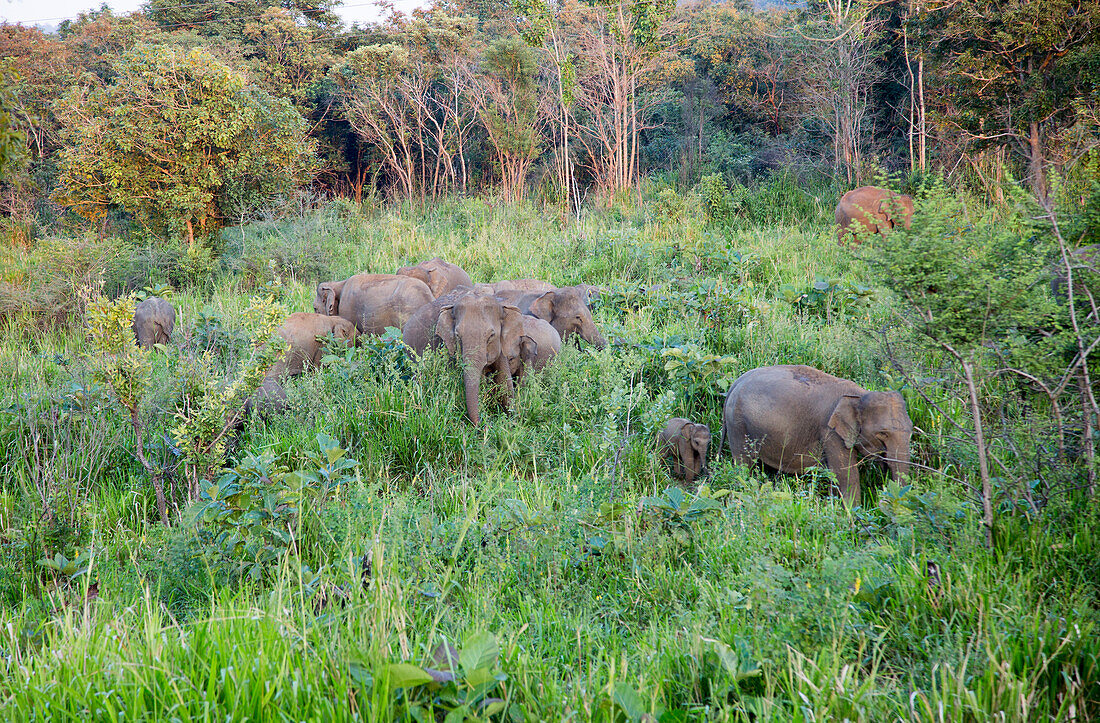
[314,281,343,315]
[527,288,607,349]
[435,291,523,426]
[828,390,913,480]
[678,422,711,482]
[396,263,432,287]
[878,194,915,231]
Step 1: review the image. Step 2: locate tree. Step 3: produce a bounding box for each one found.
[928,0,1100,201]
[795,0,886,185]
[476,36,544,201]
[54,45,313,245]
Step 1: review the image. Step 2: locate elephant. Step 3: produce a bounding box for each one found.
[132,297,175,349]
[243,376,289,422]
[397,257,474,298]
[658,418,711,485]
[720,365,913,506]
[269,312,357,378]
[507,316,561,383]
[835,186,914,245]
[494,286,608,349]
[487,279,557,294]
[401,288,524,426]
[314,273,434,336]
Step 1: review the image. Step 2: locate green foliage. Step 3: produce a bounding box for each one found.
[780,276,875,319]
[868,183,1050,349]
[54,44,313,244]
[171,291,287,495]
[0,62,25,179]
[86,294,150,416]
[197,433,358,582]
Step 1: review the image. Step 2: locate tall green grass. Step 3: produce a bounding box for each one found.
[0,192,1097,720]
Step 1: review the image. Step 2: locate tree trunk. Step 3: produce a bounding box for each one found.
[1028,119,1046,201]
[961,356,995,546]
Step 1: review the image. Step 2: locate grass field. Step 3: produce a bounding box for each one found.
[1,188,1098,721]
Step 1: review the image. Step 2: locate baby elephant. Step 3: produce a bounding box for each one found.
[132,297,175,349]
[658,418,711,484]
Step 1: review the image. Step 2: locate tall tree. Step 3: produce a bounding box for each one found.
[928,0,1100,201]
[795,0,886,185]
[54,45,313,245]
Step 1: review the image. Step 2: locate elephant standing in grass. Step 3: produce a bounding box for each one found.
[397,257,473,298]
[720,365,912,506]
[314,273,433,336]
[835,186,914,245]
[402,288,524,426]
[658,418,711,484]
[494,286,607,349]
[132,297,175,349]
[508,316,561,383]
[487,279,556,294]
[269,312,357,378]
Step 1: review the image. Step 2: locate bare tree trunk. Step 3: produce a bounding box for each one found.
[959,355,995,546]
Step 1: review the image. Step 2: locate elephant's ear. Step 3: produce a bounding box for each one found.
[320,286,338,315]
[500,304,524,342]
[520,335,538,363]
[527,291,555,320]
[828,394,862,448]
[676,433,694,471]
[435,306,457,355]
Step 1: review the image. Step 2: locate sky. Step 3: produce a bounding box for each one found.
[0,0,426,28]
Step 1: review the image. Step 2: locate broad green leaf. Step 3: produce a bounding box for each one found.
[612,682,647,721]
[382,663,435,688]
[459,631,499,673]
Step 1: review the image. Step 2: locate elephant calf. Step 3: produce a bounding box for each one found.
[658,418,711,485]
[133,297,175,349]
[508,316,561,383]
[270,312,357,378]
[721,365,913,506]
[835,186,914,246]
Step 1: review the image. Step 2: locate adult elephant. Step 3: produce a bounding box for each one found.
[494,286,607,349]
[487,279,556,294]
[720,365,913,506]
[269,312,357,378]
[402,288,524,426]
[314,273,433,336]
[132,297,175,349]
[397,257,473,298]
[835,186,914,245]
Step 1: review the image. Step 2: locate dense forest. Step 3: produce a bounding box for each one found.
[2,0,1098,239]
[1,1,1099,720]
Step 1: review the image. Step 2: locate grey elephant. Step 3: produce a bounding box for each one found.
[314,273,434,336]
[508,316,561,383]
[658,417,711,484]
[494,286,607,349]
[132,297,175,349]
[269,312,357,378]
[397,257,473,298]
[487,279,556,294]
[242,376,289,422]
[402,288,524,426]
[720,365,912,505]
[835,186,914,245]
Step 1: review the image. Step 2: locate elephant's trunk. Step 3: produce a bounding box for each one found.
[463,364,482,426]
[885,442,911,481]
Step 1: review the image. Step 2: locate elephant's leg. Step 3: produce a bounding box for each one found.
[727,418,753,466]
[492,356,515,411]
[825,436,861,506]
[683,451,696,484]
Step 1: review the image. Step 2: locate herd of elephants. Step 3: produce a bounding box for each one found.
[128,186,920,505]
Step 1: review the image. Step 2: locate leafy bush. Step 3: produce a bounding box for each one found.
[196,433,358,583]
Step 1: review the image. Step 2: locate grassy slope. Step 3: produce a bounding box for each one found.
[0,196,1097,720]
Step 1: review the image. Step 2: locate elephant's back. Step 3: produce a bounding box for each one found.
[727,365,860,415]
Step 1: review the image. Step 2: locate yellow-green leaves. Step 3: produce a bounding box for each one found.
[86,294,150,415]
